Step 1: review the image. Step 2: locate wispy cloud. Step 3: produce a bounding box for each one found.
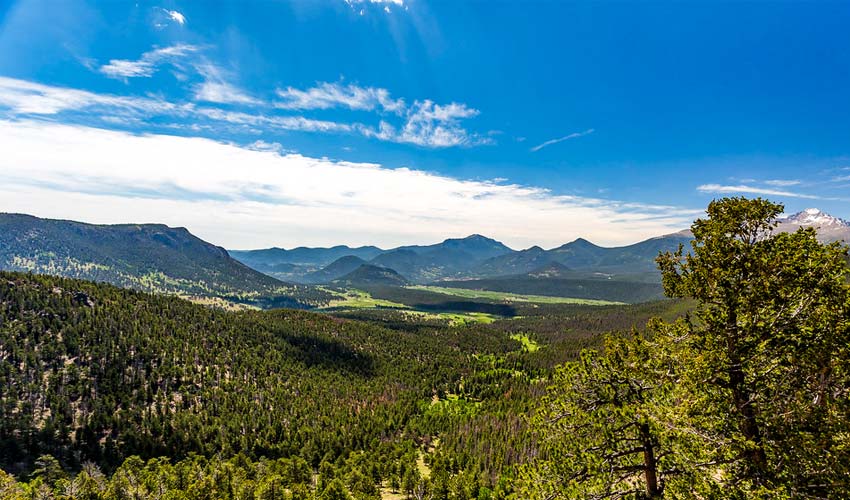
[93,39,491,148]
[276,82,404,113]
[698,169,850,203]
[192,63,260,105]
[100,45,259,106]
[152,7,187,29]
[0,76,342,136]
[194,108,354,133]
[2,70,488,148]
[697,183,823,199]
[344,0,405,14]
[164,9,186,26]
[530,128,595,152]
[0,76,183,116]
[194,82,259,105]
[396,100,486,147]
[100,44,200,80]
[275,82,487,147]
[764,179,801,187]
[0,120,699,249]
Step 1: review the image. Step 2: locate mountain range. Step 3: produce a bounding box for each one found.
[0,208,846,306]
[232,232,693,285]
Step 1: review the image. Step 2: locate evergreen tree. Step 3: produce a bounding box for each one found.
[523,197,850,498]
[657,197,850,496]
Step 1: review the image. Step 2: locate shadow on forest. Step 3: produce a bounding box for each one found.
[411,301,517,317]
[223,294,314,310]
[279,333,376,376]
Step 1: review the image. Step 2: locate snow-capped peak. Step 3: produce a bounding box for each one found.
[779,208,850,228]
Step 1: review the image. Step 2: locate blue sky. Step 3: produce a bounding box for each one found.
[0,0,848,249]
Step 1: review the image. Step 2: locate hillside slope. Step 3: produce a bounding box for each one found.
[0,271,514,474]
[0,213,326,307]
[333,264,410,287]
[303,255,368,283]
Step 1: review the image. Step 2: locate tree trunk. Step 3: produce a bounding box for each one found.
[640,423,661,498]
[726,310,769,483]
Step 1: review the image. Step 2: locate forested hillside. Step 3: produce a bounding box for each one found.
[0,268,692,499]
[0,214,329,308]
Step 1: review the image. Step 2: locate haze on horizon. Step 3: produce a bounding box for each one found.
[1,0,848,249]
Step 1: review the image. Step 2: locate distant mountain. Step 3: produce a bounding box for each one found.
[777,208,850,243]
[370,234,513,283]
[398,234,513,261]
[369,249,421,278]
[332,264,410,287]
[233,234,513,284]
[547,238,608,269]
[472,246,554,277]
[592,234,694,273]
[303,255,367,283]
[780,208,848,228]
[0,213,324,306]
[368,245,484,283]
[230,245,385,270]
[230,209,849,289]
[471,233,691,280]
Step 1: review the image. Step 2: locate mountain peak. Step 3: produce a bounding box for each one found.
[569,237,601,248]
[780,209,849,228]
[443,234,505,246]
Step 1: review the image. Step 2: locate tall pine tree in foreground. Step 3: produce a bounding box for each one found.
[522,197,850,499]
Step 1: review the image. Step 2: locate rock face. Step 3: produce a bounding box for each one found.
[779,208,849,228]
[777,209,850,243]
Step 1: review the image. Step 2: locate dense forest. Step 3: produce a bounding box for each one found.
[1,198,848,499]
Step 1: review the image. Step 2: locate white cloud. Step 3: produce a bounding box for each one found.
[0,76,182,115]
[191,62,260,105]
[194,81,260,105]
[100,45,259,106]
[530,129,595,152]
[100,44,200,80]
[152,7,187,28]
[195,107,354,133]
[165,9,186,25]
[275,82,487,148]
[696,183,823,200]
[0,120,698,249]
[246,140,295,155]
[0,76,350,136]
[344,0,405,10]
[383,100,487,147]
[0,76,487,149]
[764,179,801,187]
[276,82,404,113]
